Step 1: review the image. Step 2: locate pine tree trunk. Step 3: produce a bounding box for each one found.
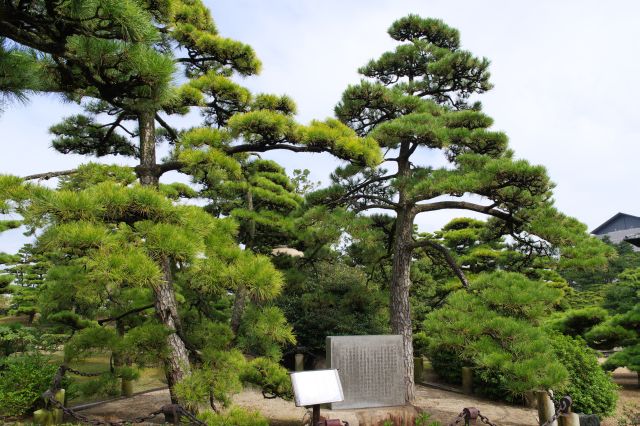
[230,285,247,335]
[155,256,191,403]
[138,111,159,187]
[390,206,416,403]
[138,111,191,403]
[230,188,254,336]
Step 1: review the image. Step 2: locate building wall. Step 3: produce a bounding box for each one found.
[595,215,640,234]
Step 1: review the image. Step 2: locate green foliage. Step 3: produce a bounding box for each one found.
[242,357,293,400]
[424,272,567,398]
[277,261,388,353]
[50,115,138,157]
[601,304,640,374]
[0,324,38,356]
[562,240,640,290]
[175,350,246,409]
[415,411,441,426]
[358,15,491,110]
[237,306,296,359]
[604,267,640,315]
[0,39,50,111]
[0,353,65,418]
[547,307,609,338]
[58,163,137,191]
[64,327,118,362]
[120,323,171,366]
[197,407,268,426]
[550,334,618,417]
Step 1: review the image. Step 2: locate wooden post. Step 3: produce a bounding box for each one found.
[295,353,304,372]
[462,367,473,395]
[122,379,133,397]
[559,412,580,426]
[536,391,557,426]
[52,389,65,424]
[33,409,53,425]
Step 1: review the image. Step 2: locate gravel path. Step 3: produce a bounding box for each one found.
[74,369,638,426]
[76,385,539,426]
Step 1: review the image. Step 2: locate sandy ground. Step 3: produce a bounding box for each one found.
[74,368,638,426]
[74,385,545,426]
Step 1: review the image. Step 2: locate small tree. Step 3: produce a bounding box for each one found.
[0,245,49,324]
[598,304,640,385]
[424,272,567,397]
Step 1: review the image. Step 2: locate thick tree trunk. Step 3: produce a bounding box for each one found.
[138,111,191,404]
[390,206,416,403]
[155,256,191,403]
[138,111,159,187]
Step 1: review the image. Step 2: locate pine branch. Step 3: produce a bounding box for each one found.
[23,169,78,180]
[97,303,154,325]
[414,200,517,224]
[155,113,178,142]
[411,238,469,289]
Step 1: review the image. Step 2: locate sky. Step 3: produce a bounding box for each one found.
[2,0,640,253]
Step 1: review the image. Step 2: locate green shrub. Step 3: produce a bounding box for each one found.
[548,307,609,338]
[241,357,293,399]
[424,272,567,400]
[198,406,268,426]
[0,324,38,356]
[0,353,60,418]
[551,334,618,418]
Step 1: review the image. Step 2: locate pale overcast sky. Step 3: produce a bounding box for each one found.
[1,0,639,252]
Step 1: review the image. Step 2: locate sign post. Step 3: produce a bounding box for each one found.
[290,369,344,426]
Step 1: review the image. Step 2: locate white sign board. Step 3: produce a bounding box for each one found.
[290,369,344,407]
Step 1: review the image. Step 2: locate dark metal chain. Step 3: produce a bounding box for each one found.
[478,412,498,426]
[448,411,467,426]
[447,396,571,426]
[44,391,164,426]
[45,391,208,425]
[43,366,209,426]
[65,366,108,377]
[540,396,573,426]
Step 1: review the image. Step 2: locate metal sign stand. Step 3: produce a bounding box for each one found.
[290,369,344,426]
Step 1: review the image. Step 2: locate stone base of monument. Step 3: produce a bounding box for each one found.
[352,404,421,426]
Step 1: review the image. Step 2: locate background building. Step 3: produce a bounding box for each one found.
[591,212,640,249]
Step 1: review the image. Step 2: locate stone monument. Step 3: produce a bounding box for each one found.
[326,335,404,409]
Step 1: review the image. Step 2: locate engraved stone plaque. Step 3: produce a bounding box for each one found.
[326,335,404,409]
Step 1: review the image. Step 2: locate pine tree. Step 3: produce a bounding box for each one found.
[2,1,380,404]
[331,15,612,401]
[198,157,302,335]
[0,244,49,324]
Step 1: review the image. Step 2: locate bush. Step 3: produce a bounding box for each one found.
[198,407,268,426]
[0,353,60,418]
[0,324,38,356]
[242,357,293,400]
[551,334,618,418]
[424,272,567,400]
[548,307,609,338]
[277,261,388,353]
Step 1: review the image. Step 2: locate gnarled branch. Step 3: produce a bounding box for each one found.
[411,238,469,289]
